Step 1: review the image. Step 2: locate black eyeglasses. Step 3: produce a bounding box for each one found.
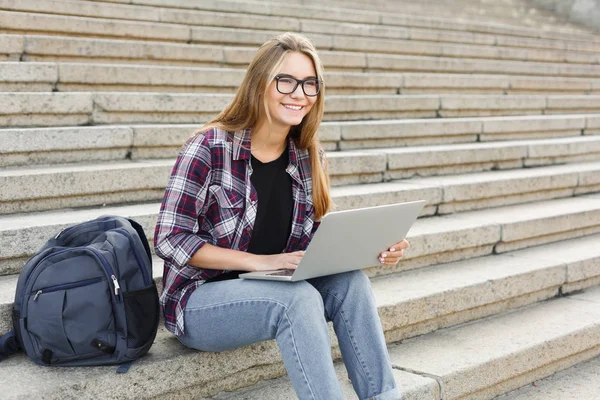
[274,75,321,97]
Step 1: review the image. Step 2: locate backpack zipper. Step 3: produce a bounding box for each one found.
[32,277,104,301]
[87,248,122,302]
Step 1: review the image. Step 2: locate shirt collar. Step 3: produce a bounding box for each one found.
[232,128,252,161]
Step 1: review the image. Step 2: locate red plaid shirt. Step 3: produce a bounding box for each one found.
[154,128,322,337]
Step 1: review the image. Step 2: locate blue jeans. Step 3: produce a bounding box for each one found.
[178,270,401,400]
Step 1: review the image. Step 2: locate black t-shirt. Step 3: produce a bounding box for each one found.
[247,147,294,255]
[205,147,294,283]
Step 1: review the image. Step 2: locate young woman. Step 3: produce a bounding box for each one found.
[155,32,409,400]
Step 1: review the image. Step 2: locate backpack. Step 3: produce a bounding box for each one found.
[0,215,159,372]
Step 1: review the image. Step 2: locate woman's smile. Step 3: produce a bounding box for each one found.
[281,103,305,112]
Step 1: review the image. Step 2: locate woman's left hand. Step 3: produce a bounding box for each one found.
[378,239,410,266]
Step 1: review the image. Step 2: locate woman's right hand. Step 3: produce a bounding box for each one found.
[249,251,305,272]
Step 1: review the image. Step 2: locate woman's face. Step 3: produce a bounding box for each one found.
[264,52,319,133]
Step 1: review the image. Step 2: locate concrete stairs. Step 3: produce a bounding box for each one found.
[283,0,595,33]
[498,353,600,399]
[1,0,600,398]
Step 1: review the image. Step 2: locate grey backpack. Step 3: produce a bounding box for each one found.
[2,215,159,371]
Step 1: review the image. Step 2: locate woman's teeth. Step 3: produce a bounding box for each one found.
[283,104,302,111]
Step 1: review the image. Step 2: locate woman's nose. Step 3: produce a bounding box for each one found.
[289,83,306,98]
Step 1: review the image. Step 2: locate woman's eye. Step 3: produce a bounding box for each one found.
[305,80,317,87]
[280,78,295,84]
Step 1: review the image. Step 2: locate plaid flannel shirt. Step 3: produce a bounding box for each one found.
[154,127,322,337]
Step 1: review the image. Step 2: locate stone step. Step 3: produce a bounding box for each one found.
[3,115,598,166]
[4,33,600,76]
[2,7,600,66]
[2,144,600,214]
[7,0,581,41]
[3,92,600,128]
[498,356,600,400]
[210,284,600,400]
[209,362,440,400]
[300,0,575,29]
[80,0,600,45]
[296,0,590,31]
[1,193,600,277]
[333,114,600,150]
[1,235,599,398]
[385,286,600,399]
[373,136,600,173]
[2,62,600,95]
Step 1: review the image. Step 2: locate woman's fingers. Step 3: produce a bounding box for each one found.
[379,249,404,262]
[378,239,409,263]
[379,257,400,265]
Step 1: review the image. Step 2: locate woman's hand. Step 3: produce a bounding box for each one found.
[249,251,305,272]
[378,239,409,266]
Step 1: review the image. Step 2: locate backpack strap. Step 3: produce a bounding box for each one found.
[116,360,134,374]
[126,218,152,261]
[0,331,21,361]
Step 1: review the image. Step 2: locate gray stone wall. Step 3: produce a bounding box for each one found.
[528,0,600,32]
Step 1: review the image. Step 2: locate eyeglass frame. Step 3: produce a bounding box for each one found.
[273,74,322,97]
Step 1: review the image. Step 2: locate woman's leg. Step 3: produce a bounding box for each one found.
[308,270,401,400]
[178,279,345,400]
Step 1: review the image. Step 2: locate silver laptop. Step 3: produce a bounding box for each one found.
[239,200,426,281]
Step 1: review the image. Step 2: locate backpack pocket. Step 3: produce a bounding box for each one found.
[123,283,159,349]
[26,277,116,363]
[27,289,74,359]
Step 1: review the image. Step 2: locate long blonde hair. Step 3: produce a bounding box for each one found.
[198,32,332,220]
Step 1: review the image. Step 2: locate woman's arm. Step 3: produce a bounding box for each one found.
[188,243,304,272]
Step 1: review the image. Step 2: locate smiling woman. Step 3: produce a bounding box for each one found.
[154,32,405,400]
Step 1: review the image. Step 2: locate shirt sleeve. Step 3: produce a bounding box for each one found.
[154,133,212,268]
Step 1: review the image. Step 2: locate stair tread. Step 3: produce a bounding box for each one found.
[499,356,600,399]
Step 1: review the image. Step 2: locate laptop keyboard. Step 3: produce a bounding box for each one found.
[266,269,295,277]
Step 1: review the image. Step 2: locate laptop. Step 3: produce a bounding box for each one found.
[239,200,426,281]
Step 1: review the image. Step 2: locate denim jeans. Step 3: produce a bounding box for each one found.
[178,270,401,400]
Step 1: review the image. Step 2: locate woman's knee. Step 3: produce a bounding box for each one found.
[285,281,325,317]
[334,270,372,297]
